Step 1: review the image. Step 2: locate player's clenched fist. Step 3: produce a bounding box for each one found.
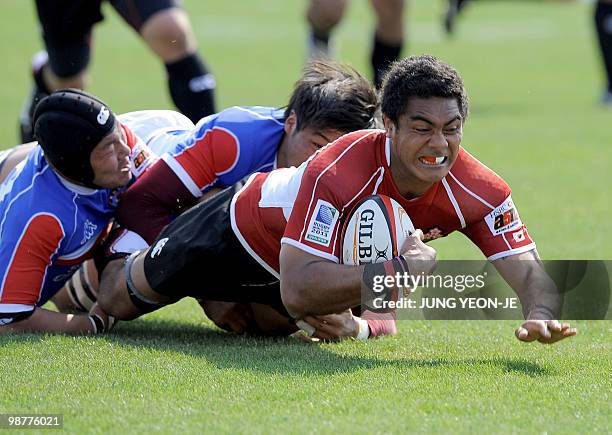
[399,229,437,276]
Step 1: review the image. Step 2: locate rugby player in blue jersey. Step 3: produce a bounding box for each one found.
[0,89,194,334]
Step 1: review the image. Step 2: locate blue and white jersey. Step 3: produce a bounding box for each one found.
[0,110,193,317]
[161,106,285,196]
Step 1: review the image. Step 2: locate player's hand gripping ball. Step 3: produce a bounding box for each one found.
[341,195,415,311]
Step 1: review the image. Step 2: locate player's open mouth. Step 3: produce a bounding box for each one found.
[119,160,131,172]
[418,156,447,166]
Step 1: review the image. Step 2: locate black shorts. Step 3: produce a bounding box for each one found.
[34,0,181,77]
[143,185,287,315]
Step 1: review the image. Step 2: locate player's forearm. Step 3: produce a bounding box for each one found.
[518,275,562,320]
[494,252,562,319]
[0,308,95,334]
[281,261,364,319]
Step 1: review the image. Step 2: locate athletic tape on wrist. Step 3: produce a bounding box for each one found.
[362,256,410,295]
[89,314,105,334]
[296,320,316,337]
[354,317,370,340]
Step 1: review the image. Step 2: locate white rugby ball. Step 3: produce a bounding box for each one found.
[341,195,414,265]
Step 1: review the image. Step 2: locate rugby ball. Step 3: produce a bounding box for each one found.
[341,195,414,265]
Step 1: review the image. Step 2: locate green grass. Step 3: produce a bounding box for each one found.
[0,0,610,433]
[1,311,610,433]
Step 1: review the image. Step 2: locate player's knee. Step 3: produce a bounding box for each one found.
[370,0,404,39]
[371,0,405,19]
[307,0,348,32]
[56,260,98,312]
[141,8,196,61]
[97,257,147,321]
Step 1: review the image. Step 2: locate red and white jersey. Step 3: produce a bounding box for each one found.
[230,130,536,276]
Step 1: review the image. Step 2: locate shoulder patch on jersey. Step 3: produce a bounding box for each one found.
[305,200,339,247]
[485,196,521,236]
[129,140,155,178]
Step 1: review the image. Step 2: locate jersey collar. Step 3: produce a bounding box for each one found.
[385,135,391,166]
[54,171,99,195]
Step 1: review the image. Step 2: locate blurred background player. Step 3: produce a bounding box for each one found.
[19,0,216,143]
[444,0,471,35]
[307,0,405,88]
[595,0,612,105]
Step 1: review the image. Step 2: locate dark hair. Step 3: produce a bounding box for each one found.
[381,55,469,125]
[284,60,378,133]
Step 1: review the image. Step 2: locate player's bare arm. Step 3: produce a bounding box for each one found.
[280,230,436,320]
[0,142,37,184]
[493,249,577,344]
[0,303,113,335]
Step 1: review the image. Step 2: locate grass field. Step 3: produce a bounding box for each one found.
[0,0,610,433]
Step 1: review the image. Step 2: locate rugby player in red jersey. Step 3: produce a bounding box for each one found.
[98,55,576,344]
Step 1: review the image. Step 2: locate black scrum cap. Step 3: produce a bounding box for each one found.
[33,89,116,187]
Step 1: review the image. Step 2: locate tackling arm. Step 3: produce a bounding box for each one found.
[0,304,113,335]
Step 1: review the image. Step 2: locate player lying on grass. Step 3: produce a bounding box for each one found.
[97,55,576,344]
[0,61,379,331]
[0,89,197,334]
[63,60,378,314]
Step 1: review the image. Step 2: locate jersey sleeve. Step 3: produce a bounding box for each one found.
[166,126,238,196]
[163,107,282,196]
[117,110,194,156]
[280,132,381,262]
[116,159,197,244]
[0,213,65,312]
[461,194,536,260]
[281,169,343,263]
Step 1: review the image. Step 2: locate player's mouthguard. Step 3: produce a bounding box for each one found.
[419,156,447,165]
